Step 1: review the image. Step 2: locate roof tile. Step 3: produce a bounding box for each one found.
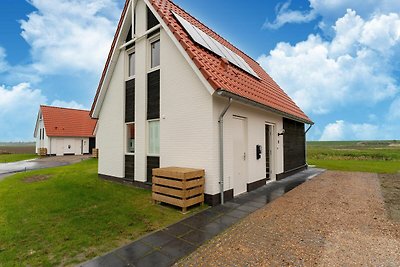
[41,105,97,137]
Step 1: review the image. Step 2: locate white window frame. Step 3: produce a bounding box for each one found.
[147,33,160,73]
[125,122,135,155]
[147,119,160,157]
[125,46,136,81]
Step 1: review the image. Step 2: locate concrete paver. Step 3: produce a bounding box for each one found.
[79,168,324,267]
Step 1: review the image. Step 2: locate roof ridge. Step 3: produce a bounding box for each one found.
[41,105,90,113]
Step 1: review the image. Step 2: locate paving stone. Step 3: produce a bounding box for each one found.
[114,241,154,263]
[140,230,175,248]
[220,202,240,209]
[159,237,196,260]
[226,209,251,219]
[199,221,230,236]
[180,214,213,229]
[134,250,172,267]
[79,253,129,267]
[162,223,193,237]
[244,200,266,208]
[208,204,233,215]
[236,204,260,213]
[181,229,215,246]
[214,215,240,227]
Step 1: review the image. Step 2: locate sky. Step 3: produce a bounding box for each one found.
[0,0,399,142]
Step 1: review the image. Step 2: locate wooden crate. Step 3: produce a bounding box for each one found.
[38,148,47,156]
[92,148,99,158]
[152,167,205,213]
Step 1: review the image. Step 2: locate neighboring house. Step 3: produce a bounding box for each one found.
[34,105,97,156]
[90,0,313,205]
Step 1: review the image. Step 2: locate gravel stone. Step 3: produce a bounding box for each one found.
[175,171,400,266]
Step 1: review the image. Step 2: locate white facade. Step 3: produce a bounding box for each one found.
[93,0,290,200]
[34,111,91,156]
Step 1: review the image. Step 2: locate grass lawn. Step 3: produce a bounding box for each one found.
[0,159,194,266]
[308,140,400,174]
[0,153,37,163]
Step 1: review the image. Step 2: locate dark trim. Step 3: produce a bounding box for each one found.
[204,189,234,206]
[276,165,307,181]
[98,174,151,190]
[247,178,268,192]
[63,153,75,156]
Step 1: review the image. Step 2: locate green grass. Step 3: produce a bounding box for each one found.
[0,154,37,163]
[308,140,400,173]
[0,159,194,266]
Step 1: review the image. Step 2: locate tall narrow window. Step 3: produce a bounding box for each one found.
[129,52,135,77]
[151,40,160,68]
[148,120,160,155]
[127,123,135,153]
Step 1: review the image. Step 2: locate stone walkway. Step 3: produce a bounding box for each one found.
[80,168,324,267]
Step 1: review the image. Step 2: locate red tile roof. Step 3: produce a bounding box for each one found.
[91,0,312,124]
[41,105,97,137]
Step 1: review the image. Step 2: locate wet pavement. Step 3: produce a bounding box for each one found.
[79,167,325,267]
[0,155,91,181]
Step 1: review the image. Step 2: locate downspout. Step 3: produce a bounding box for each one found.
[305,124,313,167]
[218,97,232,205]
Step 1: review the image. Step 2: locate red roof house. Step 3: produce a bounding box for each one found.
[34,105,97,156]
[90,0,313,205]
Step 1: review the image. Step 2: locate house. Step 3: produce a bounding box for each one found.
[34,105,97,156]
[90,0,313,205]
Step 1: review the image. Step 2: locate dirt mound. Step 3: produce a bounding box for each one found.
[23,175,52,183]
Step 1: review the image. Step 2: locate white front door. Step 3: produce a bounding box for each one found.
[232,116,248,196]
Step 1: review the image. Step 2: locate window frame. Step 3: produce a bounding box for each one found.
[147,119,160,157]
[147,34,160,73]
[126,46,136,81]
[125,122,136,155]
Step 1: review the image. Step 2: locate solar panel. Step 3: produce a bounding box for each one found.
[172,11,260,79]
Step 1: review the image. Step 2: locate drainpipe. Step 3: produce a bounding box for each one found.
[305,124,313,167]
[218,97,232,205]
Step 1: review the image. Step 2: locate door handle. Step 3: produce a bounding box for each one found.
[243,152,246,160]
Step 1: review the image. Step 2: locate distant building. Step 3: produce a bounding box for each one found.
[34,105,97,156]
[90,0,313,205]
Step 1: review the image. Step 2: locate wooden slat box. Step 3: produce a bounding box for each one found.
[152,167,205,213]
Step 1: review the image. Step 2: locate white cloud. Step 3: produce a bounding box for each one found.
[0,47,9,73]
[264,1,317,30]
[266,0,400,30]
[319,120,379,141]
[50,100,87,110]
[19,0,120,74]
[258,10,400,115]
[0,83,47,141]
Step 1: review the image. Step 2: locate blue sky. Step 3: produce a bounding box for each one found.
[0,0,399,141]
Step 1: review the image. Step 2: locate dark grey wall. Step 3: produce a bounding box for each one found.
[147,70,160,120]
[125,79,135,123]
[283,118,306,172]
[125,155,135,181]
[147,156,160,183]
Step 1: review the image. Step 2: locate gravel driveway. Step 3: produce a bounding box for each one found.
[176,171,400,266]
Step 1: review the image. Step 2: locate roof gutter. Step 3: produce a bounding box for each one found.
[218,96,232,205]
[216,90,313,125]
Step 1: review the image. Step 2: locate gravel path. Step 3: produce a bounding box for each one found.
[176,171,400,266]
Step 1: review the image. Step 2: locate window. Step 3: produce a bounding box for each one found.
[148,120,159,155]
[150,40,160,68]
[127,123,135,153]
[128,52,135,77]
